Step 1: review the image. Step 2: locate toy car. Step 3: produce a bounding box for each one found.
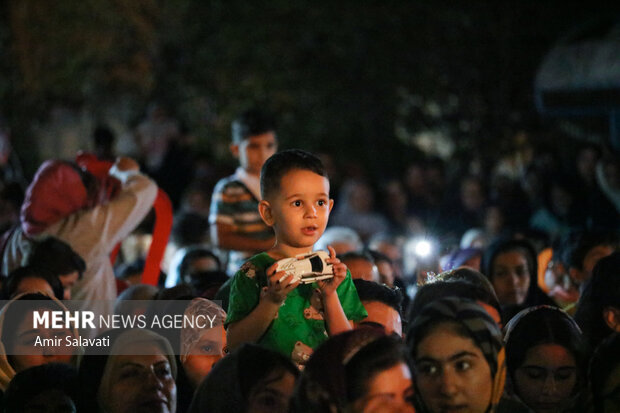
[276,251,334,284]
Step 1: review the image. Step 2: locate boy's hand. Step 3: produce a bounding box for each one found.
[318,246,347,297]
[261,261,301,305]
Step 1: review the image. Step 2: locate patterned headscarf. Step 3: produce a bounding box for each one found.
[180,298,226,362]
[407,297,506,413]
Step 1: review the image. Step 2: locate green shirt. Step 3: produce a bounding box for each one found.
[226,252,367,362]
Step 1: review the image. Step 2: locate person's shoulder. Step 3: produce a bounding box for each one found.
[213,175,251,196]
[236,252,275,277]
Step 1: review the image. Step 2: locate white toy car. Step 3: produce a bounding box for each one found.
[276,251,334,284]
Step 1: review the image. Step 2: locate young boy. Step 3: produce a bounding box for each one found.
[226,149,367,364]
[209,109,277,275]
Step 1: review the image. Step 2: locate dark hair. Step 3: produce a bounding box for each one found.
[29,237,86,279]
[366,249,392,265]
[291,329,408,413]
[172,211,209,246]
[575,251,620,349]
[589,333,620,413]
[504,306,587,395]
[353,279,402,315]
[178,247,221,284]
[3,363,78,413]
[231,109,276,144]
[188,343,299,413]
[93,125,115,147]
[345,335,410,403]
[407,279,501,325]
[2,266,64,300]
[564,231,617,271]
[260,149,327,199]
[340,251,375,264]
[115,258,144,281]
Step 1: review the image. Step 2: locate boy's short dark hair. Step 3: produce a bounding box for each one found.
[353,279,403,315]
[29,237,86,279]
[231,108,276,144]
[260,149,327,199]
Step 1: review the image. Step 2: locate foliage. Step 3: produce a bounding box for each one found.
[1,0,619,175]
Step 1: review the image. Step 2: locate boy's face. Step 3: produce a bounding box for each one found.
[260,169,333,251]
[231,131,277,176]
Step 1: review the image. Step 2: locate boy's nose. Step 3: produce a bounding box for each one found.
[304,205,318,217]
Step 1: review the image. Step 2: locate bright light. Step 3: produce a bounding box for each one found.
[414,240,432,257]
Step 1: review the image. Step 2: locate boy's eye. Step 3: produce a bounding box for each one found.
[317,200,326,206]
[292,200,302,207]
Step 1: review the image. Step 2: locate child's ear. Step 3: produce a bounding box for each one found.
[229,143,240,159]
[603,306,620,332]
[258,200,275,226]
[328,199,334,213]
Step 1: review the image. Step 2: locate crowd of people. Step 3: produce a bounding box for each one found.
[0,107,617,412]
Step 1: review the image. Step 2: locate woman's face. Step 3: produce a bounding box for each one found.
[9,308,74,373]
[182,325,227,388]
[414,323,493,413]
[353,362,416,413]
[100,343,176,413]
[246,368,296,413]
[492,250,530,306]
[513,344,578,413]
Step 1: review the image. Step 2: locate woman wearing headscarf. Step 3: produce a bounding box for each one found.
[407,297,528,413]
[179,298,227,388]
[188,343,298,413]
[77,328,177,413]
[481,238,556,322]
[291,328,415,413]
[574,251,620,351]
[503,306,588,413]
[0,292,80,392]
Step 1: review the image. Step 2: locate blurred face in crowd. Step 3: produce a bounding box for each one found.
[376,259,395,287]
[232,132,277,176]
[414,322,493,413]
[353,363,415,413]
[182,325,227,388]
[99,343,176,413]
[460,178,484,212]
[358,300,402,336]
[246,368,296,413]
[59,271,79,300]
[491,250,530,306]
[513,344,578,413]
[9,308,74,373]
[348,181,374,213]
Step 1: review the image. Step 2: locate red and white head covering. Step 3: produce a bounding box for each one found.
[20,160,94,236]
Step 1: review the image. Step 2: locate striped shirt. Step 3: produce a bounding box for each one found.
[209,174,273,274]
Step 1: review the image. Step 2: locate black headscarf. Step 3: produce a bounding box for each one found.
[481,238,556,321]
